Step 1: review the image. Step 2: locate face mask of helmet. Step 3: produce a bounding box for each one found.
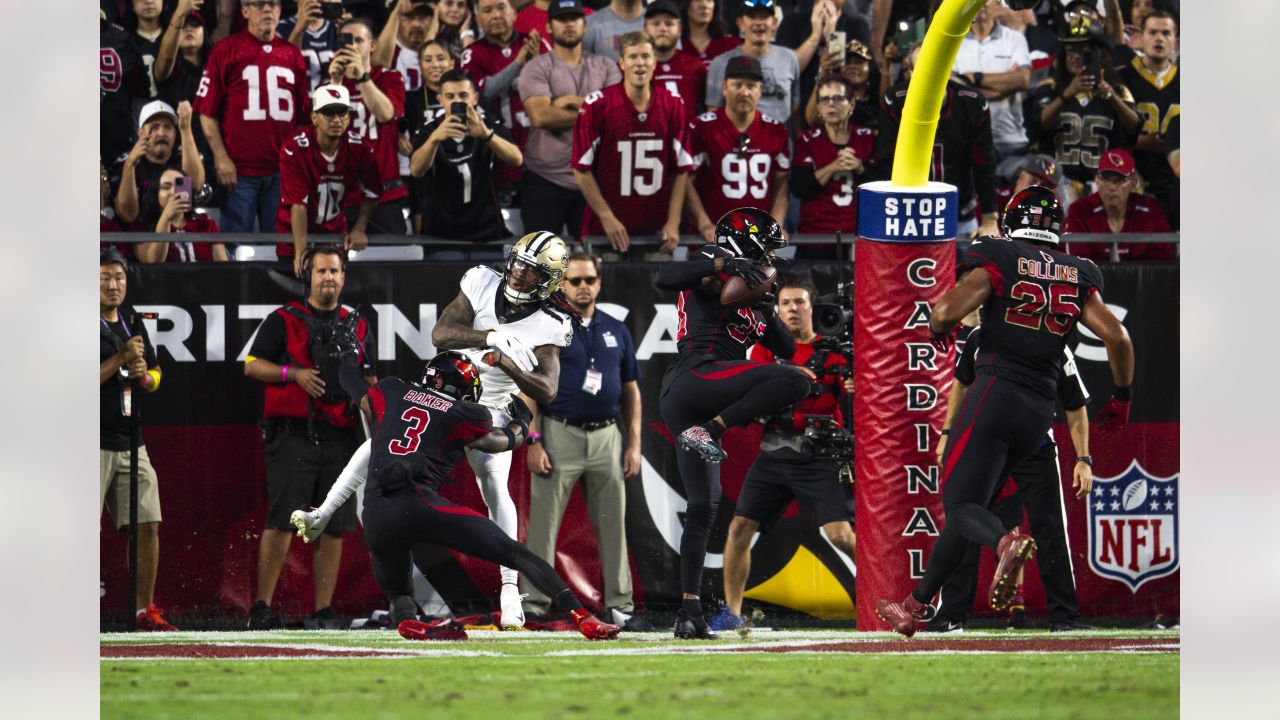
[503,232,567,304]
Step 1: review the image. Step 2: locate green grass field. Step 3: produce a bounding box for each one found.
[101,629,1179,719]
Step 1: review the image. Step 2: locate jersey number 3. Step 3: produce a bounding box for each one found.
[1005,281,1080,335]
[389,407,432,455]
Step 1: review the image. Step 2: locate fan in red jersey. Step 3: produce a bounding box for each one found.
[686,55,790,244]
[329,18,410,235]
[572,32,695,253]
[276,84,384,277]
[193,0,309,234]
[462,0,543,189]
[645,0,708,120]
[136,168,229,263]
[790,75,875,256]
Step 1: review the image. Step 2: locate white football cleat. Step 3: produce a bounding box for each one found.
[289,508,328,543]
[499,583,527,630]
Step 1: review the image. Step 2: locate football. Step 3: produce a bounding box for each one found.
[720,265,778,309]
[1122,479,1148,511]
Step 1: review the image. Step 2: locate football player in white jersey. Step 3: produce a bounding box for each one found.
[290,231,573,629]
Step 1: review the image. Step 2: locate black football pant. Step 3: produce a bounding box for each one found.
[659,358,812,597]
[345,196,410,236]
[912,375,1053,603]
[936,439,1080,623]
[361,484,582,614]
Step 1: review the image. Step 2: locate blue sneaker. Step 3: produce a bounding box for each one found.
[709,607,744,632]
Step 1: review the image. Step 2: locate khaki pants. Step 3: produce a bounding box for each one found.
[521,418,633,614]
[100,446,162,530]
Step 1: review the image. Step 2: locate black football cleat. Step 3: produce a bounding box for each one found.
[677,425,727,464]
[673,609,719,640]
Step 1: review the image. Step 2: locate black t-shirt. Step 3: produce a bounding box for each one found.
[410,106,512,242]
[961,237,1104,401]
[114,153,184,225]
[134,29,163,99]
[101,20,150,171]
[364,377,495,495]
[100,309,159,450]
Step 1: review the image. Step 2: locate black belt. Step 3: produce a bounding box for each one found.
[545,414,616,431]
[264,416,353,440]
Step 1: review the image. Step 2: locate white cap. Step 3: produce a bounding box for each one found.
[138,100,177,129]
[312,84,351,112]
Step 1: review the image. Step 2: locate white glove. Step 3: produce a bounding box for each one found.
[486,330,537,373]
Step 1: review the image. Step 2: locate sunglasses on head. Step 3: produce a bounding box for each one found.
[566,276,599,286]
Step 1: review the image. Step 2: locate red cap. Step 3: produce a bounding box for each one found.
[1098,148,1135,177]
[182,10,205,26]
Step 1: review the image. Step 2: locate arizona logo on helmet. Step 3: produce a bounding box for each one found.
[1087,460,1179,592]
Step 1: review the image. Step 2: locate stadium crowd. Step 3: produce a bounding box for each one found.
[101,0,1180,263]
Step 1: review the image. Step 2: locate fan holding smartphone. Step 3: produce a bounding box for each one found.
[137,168,228,263]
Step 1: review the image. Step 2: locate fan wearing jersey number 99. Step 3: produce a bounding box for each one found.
[275,84,384,277]
[572,32,695,253]
[686,55,790,244]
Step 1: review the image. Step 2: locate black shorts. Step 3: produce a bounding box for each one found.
[263,426,359,533]
[735,450,854,528]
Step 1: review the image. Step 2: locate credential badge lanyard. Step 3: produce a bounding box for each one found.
[581,322,602,396]
[105,314,133,416]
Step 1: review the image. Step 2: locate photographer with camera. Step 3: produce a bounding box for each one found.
[410,68,522,247]
[712,279,856,632]
[243,245,376,629]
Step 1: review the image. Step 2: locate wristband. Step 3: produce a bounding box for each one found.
[1077,455,1092,466]
[485,128,496,142]
[939,428,950,436]
[145,369,162,391]
[527,432,542,445]
[281,364,291,383]
[356,73,371,83]
[501,427,518,451]
[1114,385,1132,402]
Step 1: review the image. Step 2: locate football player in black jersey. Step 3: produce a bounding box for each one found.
[876,186,1134,638]
[654,207,813,639]
[334,346,620,641]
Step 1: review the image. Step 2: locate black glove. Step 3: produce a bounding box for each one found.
[753,291,778,319]
[329,324,362,363]
[723,257,768,286]
[506,393,533,427]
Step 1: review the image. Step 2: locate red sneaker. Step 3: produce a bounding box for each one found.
[398,619,468,641]
[571,608,620,640]
[136,604,179,632]
[875,595,927,638]
[990,533,1037,611]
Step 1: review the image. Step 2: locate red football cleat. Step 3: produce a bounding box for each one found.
[398,618,468,641]
[876,595,927,639]
[571,608,620,641]
[136,604,179,632]
[990,532,1037,612]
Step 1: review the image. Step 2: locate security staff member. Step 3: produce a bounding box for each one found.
[928,318,1093,633]
[714,279,857,632]
[521,252,653,632]
[243,245,375,629]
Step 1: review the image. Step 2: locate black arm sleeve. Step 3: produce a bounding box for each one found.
[789,164,824,201]
[339,355,371,404]
[971,115,997,216]
[955,326,980,386]
[760,315,796,360]
[654,258,719,291]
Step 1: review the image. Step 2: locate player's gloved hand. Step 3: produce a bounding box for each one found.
[723,257,768,287]
[1096,395,1131,432]
[928,325,953,353]
[329,325,361,362]
[506,393,533,427]
[753,291,778,319]
[486,330,537,373]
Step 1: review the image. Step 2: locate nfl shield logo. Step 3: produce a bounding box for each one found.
[1087,460,1179,592]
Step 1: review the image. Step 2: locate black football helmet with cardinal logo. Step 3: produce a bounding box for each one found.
[714,207,786,262]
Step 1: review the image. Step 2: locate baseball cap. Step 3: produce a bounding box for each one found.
[312,84,352,112]
[138,100,178,129]
[1019,154,1063,189]
[724,55,764,81]
[181,10,205,26]
[741,0,776,14]
[644,0,681,20]
[846,39,872,61]
[547,0,585,20]
[1098,148,1135,178]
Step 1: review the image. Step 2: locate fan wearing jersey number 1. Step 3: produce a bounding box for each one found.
[572,31,694,253]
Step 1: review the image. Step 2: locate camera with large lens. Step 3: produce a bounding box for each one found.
[803,416,854,462]
[312,309,363,404]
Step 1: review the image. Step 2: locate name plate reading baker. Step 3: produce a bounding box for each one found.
[857,181,959,244]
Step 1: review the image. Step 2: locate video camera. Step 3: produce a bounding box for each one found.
[809,281,853,377]
[312,308,364,404]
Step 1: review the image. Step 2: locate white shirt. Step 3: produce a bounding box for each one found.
[458,266,574,409]
[954,23,1031,148]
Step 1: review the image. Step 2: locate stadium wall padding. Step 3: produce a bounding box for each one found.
[100,261,1179,623]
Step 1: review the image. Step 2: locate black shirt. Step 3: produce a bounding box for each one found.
[1118,56,1180,194]
[956,325,1089,414]
[411,106,512,242]
[101,19,150,171]
[100,308,158,450]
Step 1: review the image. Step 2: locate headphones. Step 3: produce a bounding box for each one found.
[300,244,349,293]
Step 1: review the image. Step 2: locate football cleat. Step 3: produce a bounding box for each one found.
[610,608,656,632]
[289,508,328,543]
[990,533,1037,612]
[499,583,527,630]
[673,609,719,640]
[398,618,468,641]
[247,600,283,630]
[922,617,965,634]
[677,425,727,464]
[876,594,928,639]
[709,607,745,632]
[136,604,179,632]
[571,608,620,640]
